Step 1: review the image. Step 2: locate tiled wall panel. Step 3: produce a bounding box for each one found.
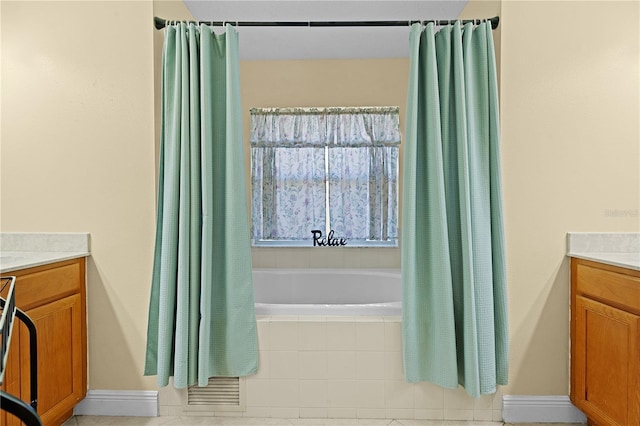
[159,316,503,421]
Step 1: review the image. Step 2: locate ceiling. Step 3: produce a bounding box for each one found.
[182,1,468,60]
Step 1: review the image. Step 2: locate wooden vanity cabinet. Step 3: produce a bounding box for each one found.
[1,258,87,426]
[570,257,640,426]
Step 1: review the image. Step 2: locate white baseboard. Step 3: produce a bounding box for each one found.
[502,395,587,423]
[74,390,158,417]
[73,390,585,422]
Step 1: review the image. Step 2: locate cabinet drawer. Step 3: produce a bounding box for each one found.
[12,259,83,310]
[576,262,640,313]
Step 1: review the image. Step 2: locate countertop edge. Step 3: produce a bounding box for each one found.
[0,251,90,274]
[567,252,640,271]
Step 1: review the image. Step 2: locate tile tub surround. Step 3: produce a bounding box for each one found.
[160,316,503,422]
[0,232,90,272]
[567,232,640,270]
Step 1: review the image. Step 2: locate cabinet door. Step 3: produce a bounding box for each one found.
[574,295,640,426]
[20,294,85,426]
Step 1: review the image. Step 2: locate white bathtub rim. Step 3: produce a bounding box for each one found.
[252,268,402,315]
[254,301,401,316]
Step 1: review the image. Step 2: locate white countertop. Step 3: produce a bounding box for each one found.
[0,232,90,273]
[0,251,90,273]
[567,232,640,271]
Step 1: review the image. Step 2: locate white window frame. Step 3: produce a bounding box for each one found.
[250,106,400,248]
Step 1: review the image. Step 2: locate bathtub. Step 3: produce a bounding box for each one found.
[161,267,501,421]
[252,268,401,316]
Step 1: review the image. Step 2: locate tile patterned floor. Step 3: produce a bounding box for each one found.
[62,417,585,426]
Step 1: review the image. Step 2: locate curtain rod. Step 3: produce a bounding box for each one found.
[154,16,499,31]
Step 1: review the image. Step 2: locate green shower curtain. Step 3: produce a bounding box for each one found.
[402,21,508,397]
[144,23,258,388]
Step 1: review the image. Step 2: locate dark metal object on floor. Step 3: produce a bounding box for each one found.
[1,276,42,426]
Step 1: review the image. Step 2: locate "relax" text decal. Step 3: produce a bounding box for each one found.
[311,230,347,247]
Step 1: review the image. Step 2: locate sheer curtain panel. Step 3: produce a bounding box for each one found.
[402,21,508,397]
[145,23,258,388]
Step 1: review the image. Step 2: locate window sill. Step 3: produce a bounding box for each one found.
[251,239,398,248]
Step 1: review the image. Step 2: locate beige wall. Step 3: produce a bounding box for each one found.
[1,0,638,397]
[500,0,639,394]
[1,0,159,390]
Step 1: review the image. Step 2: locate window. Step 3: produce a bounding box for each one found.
[250,107,399,247]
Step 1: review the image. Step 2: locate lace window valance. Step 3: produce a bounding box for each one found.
[249,106,401,147]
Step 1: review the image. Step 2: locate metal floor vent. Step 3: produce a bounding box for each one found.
[187,377,241,407]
